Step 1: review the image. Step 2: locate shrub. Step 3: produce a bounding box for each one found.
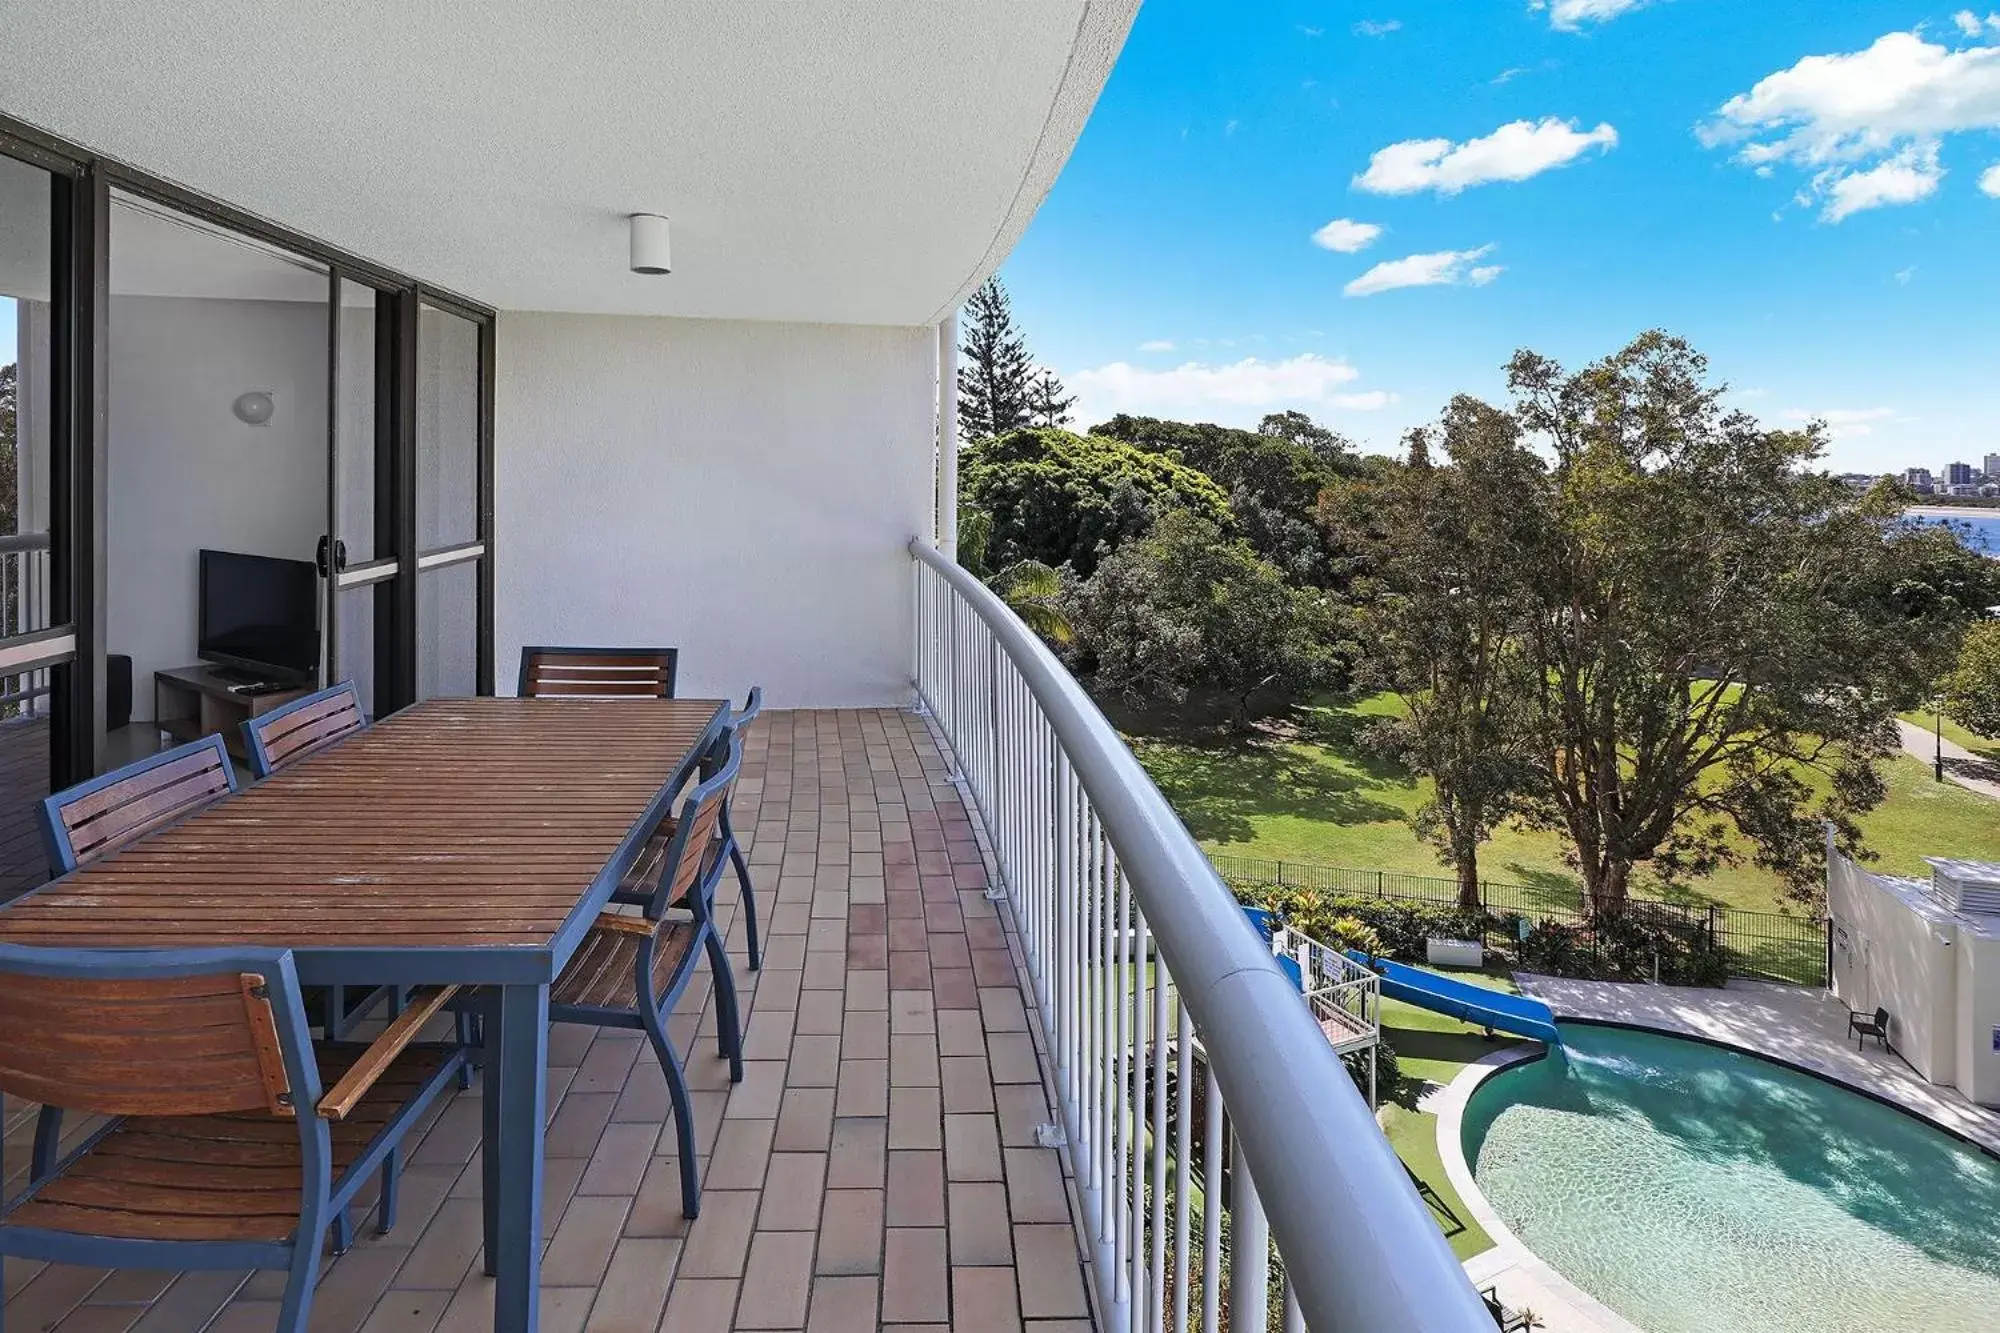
[1232,881,1488,964]
[1512,907,1729,987]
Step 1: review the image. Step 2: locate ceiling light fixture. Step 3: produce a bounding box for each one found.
[629,213,671,275]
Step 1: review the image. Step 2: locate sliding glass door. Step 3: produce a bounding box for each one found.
[415,300,488,700]
[0,145,76,898]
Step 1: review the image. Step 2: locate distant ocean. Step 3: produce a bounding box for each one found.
[1909,508,2000,555]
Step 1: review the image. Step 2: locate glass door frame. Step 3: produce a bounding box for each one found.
[0,109,498,780]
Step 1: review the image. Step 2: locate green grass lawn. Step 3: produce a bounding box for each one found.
[1135,693,2000,916]
[1374,968,1526,1261]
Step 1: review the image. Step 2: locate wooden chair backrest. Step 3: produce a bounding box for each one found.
[0,947,300,1118]
[40,734,237,875]
[244,681,368,778]
[649,733,742,919]
[518,647,678,699]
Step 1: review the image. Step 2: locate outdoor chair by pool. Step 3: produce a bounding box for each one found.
[1849,1005,1891,1051]
[0,943,468,1333]
[549,730,746,1219]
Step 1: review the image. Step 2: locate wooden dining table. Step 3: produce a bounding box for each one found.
[0,695,728,1333]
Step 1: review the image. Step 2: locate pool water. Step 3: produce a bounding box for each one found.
[1463,1024,2000,1332]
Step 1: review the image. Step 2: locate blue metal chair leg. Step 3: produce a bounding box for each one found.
[31,1105,62,1181]
[378,1146,400,1235]
[276,1225,327,1333]
[640,995,702,1220]
[702,928,744,1082]
[729,841,762,972]
[455,1008,477,1090]
[331,1208,354,1255]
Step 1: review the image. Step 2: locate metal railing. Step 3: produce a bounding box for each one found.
[910,540,1489,1333]
[1,533,54,715]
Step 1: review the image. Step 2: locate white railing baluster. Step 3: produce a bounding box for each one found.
[910,541,1491,1333]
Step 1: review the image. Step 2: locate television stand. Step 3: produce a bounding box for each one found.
[154,664,314,761]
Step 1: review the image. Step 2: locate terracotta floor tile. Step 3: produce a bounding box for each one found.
[5,711,1096,1333]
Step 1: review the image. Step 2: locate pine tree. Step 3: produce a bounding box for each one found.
[957,277,1034,441]
[1026,367,1076,429]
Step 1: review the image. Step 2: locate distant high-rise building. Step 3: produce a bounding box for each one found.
[1985,453,2000,479]
[1948,461,1977,486]
[1905,466,1934,493]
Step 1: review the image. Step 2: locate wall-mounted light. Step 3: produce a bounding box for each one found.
[232,390,275,426]
[629,213,671,275]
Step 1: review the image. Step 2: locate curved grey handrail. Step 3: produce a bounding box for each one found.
[909,540,1490,1331]
[0,532,51,555]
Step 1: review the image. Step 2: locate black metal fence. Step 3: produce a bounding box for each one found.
[1209,854,1829,987]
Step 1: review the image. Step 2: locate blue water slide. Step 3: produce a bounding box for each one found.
[1239,906,1304,990]
[1349,951,1561,1047]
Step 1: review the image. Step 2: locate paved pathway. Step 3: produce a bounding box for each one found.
[1894,717,2000,800]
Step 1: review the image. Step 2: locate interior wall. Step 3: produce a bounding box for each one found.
[107,294,326,719]
[493,312,934,708]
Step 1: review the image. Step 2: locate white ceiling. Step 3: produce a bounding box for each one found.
[0,1,1137,325]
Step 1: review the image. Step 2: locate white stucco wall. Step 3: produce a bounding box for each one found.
[106,294,326,718]
[493,313,934,708]
[1830,857,1957,1083]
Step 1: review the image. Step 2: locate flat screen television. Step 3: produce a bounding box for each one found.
[197,548,319,682]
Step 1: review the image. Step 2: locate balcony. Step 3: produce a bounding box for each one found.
[0,549,1488,1332]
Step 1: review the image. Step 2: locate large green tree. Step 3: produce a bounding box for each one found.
[959,426,1231,577]
[1352,402,1542,907]
[1092,412,1362,586]
[1942,620,2000,738]
[1066,508,1343,723]
[1500,331,1991,910]
[957,277,1034,441]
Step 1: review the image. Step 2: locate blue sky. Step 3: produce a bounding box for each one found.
[1002,0,2000,473]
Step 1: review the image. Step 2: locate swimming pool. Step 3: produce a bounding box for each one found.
[1462,1023,2000,1332]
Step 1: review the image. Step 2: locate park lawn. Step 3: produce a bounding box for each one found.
[1375,970,1527,1262]
[1135,693,2000,916]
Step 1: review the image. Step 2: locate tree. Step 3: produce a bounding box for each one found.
[0,362,16,537]
[1093,413,1360,586]
[1942,621,2000,738]
[954,505,1075,644]
[957,277,1033,441]
[1500,331,1985,911]
[1356,403,1541,906]
[1026,367,1076,429]
[960,427,1232,577]
[1066,508,1342,722]
[1258,409,1362,471]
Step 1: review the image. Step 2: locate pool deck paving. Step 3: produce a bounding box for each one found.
[1438,974,2000,1333]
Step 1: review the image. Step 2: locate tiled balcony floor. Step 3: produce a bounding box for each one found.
[1,709,1095,1333]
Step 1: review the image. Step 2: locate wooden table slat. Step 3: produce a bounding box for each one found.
[0,698,725,965]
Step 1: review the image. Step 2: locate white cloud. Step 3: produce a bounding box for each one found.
[1354,118,1618,195]
[1784,406,1897,439]
[1703,31,2000,218]
[1311,218,1384,253]
[1955,10,2000,37]
[1069,354,1395,428]
[1819,143,1944,221]
[1353,18,1402,37]
[1703,31,2000,167]
[1896,264,1918,284]
[1982,163,2000,195]
[1137,340,1176,353]
[1344,246,1502,297]
[1532,0,1648,31]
